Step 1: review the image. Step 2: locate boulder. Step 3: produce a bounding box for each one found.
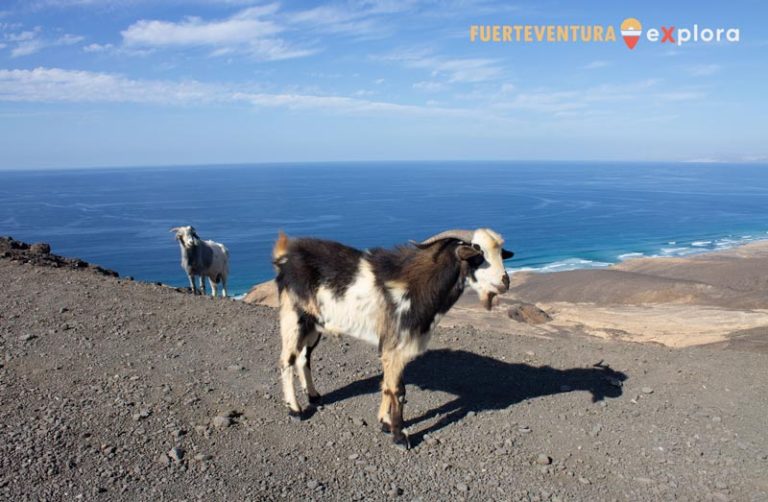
[507,303,551,325]
[243,280,279,308]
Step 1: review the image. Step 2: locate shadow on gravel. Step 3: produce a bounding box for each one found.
[323,349,627,447]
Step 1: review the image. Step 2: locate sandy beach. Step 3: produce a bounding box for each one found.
[435,242,768,351]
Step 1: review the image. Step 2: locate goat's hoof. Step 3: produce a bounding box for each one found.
[392,432,410,451]
[380,422,391,434]
[308,394,323,406]
[287,409,303,421]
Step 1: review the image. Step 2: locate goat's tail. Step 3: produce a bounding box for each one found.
[272,230,289,266]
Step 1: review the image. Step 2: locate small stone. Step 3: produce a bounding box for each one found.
[132,409,151,421]
[157,454,170,466]
[578,477,591,485]
[168,447,184,463]
[227,364,245,372]
[535,454,552,465]
[641,387,654,394]
[20,334,37,342]
[306,480,319,490]
[212,415,232,428]
[351,417,367,427]
[456,483,468,493]
[194,453,212,462]
[519,426,531,433]
[466,411,476,418]
[712,416,722,423]
[348,453,359,460]
[59,307,69,314]
[171,429,186,438]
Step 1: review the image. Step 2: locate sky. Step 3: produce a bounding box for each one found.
[0,0,766,169]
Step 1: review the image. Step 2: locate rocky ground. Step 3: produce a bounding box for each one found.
[1,242,767,501]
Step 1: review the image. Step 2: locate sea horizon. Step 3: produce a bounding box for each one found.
[3,158,768,173]
[2,160,768,296]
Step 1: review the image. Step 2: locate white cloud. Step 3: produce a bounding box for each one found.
[232,91,487,118]
[286,3,401,38]
[3,26,84,57]
[83,42,114,52]
[583,60,609,70]
[0,67,218,104]
[478,78,706,116]
[654,91,707,101]
[30,0,264,7]
[687,64,721,77]
[413,80,445,92]
[9,28,46,57]
[0,66,503,122]
[379,50,503,83]
[285,0,421,38]
[57,34,85,45]
[7,28,41,42]
[123,5,280,46]
[121,5,314,61]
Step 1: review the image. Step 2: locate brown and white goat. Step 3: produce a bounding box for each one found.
[272,229,513,448]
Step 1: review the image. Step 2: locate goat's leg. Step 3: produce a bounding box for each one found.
[220,275,228,298]
[187,273,197,294]
[380,349,409,449]
[208,277,218,298]
[199,276,206,296]
[296,329,321,405]
[279,296,303,418]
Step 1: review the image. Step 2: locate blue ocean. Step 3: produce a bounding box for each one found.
[2,161,768,296]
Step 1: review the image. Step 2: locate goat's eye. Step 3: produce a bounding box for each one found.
[468,254,485,267]
[472,244,482,252]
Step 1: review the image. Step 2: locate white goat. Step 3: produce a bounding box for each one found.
[171,226,229,297]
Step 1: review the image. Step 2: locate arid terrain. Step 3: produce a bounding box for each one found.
[1,238,767,501]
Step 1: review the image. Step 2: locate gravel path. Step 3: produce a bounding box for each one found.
[1,257,767,501]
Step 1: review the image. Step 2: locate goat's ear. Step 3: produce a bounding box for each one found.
[456,245,482,261]
[169,227,180,233]
[501,248,514,260]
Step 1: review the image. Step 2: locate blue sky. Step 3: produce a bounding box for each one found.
[0,0,766,169]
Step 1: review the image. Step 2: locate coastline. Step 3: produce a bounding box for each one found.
[448,239,768,350]
[507,233,768,276]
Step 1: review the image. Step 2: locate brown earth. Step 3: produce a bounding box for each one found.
[1,241,767,501]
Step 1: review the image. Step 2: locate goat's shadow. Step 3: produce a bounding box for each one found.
[321,349,627,446]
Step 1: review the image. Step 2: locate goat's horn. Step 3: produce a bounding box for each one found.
[420,229,475,246]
